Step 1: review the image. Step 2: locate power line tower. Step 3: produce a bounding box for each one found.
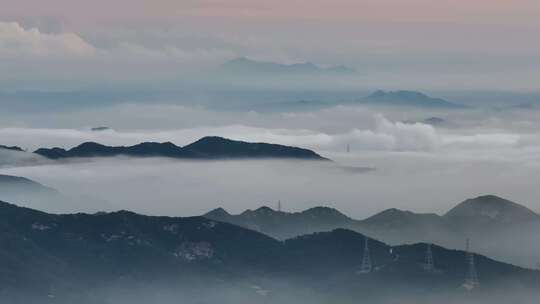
[423,243,434,272]
[463,239,480,290]
[277,200,281,212]
[358,236,372,274]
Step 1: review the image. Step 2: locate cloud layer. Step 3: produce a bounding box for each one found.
[0,102,539,227]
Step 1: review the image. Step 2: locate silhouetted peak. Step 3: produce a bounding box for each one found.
[73,142,108,149]
[0,145,25,152]
[187,136,234,146]
[301,206,349,219]
[34,136,328,161]
[204,207,231,218]
[363,208,441,226]
[363,90,466,108]
[368,90,429,100]
[445,195,539,223]
[241,206,277,217]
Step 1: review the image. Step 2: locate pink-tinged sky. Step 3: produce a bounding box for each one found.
[0,0,539,90]
[3,0,540,24]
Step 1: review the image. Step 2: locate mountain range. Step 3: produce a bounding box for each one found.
[219,57,356,76]
[34,136,328,161]
[204,195,540,267]
[0,174,110,213]
[0,145,25,152]
[360,90,468,108]
[0,200,538,304]
[249,90,468,112]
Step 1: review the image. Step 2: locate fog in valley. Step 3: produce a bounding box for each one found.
[1,102,540,217]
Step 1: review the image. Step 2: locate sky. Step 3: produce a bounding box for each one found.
[1,0,540,91]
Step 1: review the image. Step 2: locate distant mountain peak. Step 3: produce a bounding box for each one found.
[444,195,539,224]
[362,90,467,109]
[0,144,25,152]
[363,208,439,224]
[301,206,349,220]
[241,206,278,217]
[73,141,108,149]
[187,136,236,146]
[220,57,355,75]
[205,207,230,218]
[368,90,429,100]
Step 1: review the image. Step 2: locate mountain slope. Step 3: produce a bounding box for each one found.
[0,174,64,210]
[0,201,538,304]
[204,205,460,244]
[0,174,109,213]
[34,136,329,161]
[204,206,353,239]
[204,195,540,267]
[444,195,539,228]
[359,208,463,246]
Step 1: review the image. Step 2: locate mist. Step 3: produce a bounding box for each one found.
[1,102,540,217]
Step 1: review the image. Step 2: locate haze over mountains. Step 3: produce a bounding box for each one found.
[0,174,109,213]
[205,195,540,267]
[0,200,538,304]
[246,90,468,112]
[219,57,356,76]
[360,90,468,109]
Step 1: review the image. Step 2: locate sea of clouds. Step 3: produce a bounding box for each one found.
[1,103,539,218]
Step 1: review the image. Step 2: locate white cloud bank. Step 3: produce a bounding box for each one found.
[1,103,540,222]
[0,22,95,56]
[0,21,235,89]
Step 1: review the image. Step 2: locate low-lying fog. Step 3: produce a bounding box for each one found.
[1,103,540,217]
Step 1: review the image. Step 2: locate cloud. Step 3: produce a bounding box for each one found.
[0,103,536,158]
[0,21,237,90]
[1,103,540,230]
[0,22,95,56]
[0,105,440,154]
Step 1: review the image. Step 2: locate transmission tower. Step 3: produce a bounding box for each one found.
[423,243,434,272]
[463,239,480,290]
[358,236,372,274]
[277,200,281,212]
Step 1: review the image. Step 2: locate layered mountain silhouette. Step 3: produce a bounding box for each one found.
[0,200,538,304]
[0,174,61,209]
[0,174,109,213]
[0,174,58,197]
[205,206,354,240]
[220,57,355,76]
[360,90,467,108]
[34,136,328,161]
[0,144,24,152]
[205,195,540,267]
[248,91,468,112]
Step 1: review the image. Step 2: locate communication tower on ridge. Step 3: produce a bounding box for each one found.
[358,236,372,274]
[423,243,435,272]
[463,239,480,290]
